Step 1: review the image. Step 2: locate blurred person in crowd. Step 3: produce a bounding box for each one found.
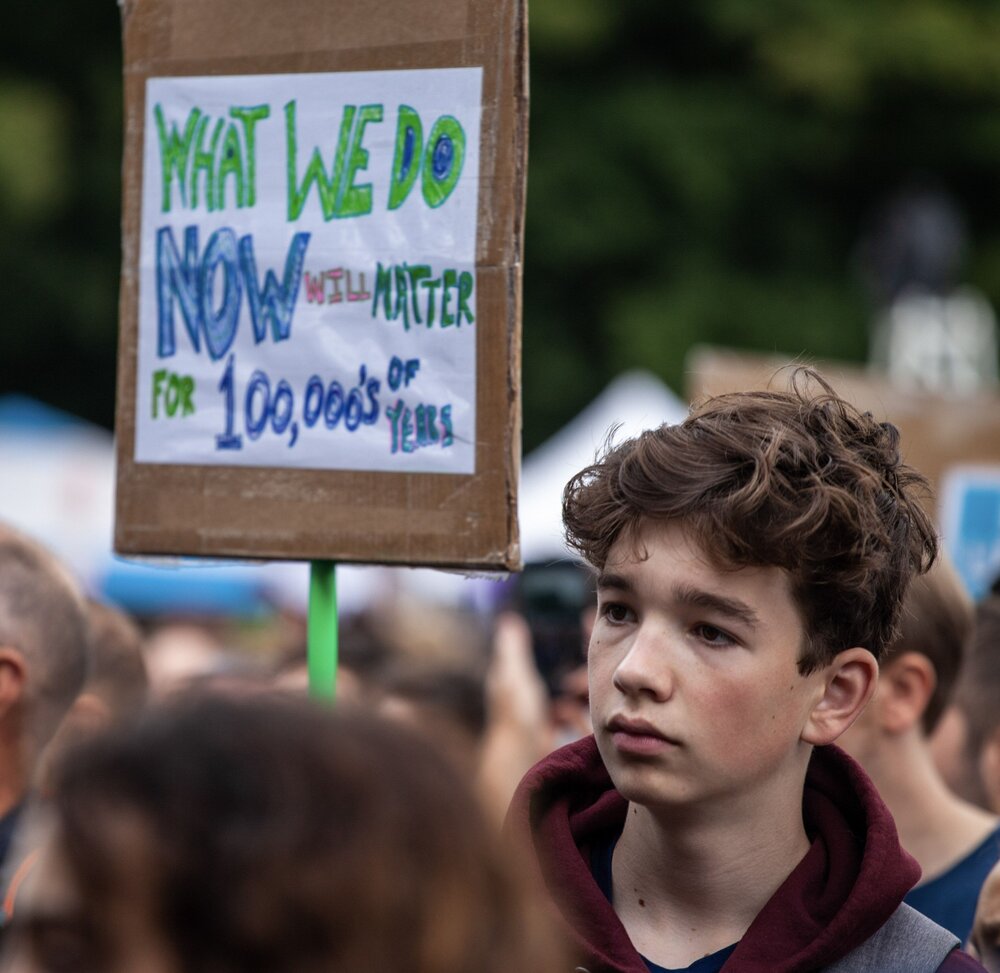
[274,603,549,822]
[510,561,594,746]
[51,599,147,738]
[1,694,570,973]
[0,525,87,877]
[141,621,236,696]
[971,861,1000,972]
[479,612,550,818]
[932,591,1000,813]
[4,601,149,923]
[372,608,590,823]
[375,659,487,780]
[472,566,595,820]
[272,610,392,700]
[367,614,550,823]
[33,600,148,796]
[508,371,985,972]
[478,611,590,821]
[80,601,148,719]
[374,597,490,672]
[839,557,998,943]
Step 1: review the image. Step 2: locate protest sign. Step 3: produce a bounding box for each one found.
[115,0,526,570]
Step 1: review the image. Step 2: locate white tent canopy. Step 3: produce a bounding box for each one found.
[518,370,689,564]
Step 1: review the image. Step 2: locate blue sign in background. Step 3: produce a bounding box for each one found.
[943,472,1000,600]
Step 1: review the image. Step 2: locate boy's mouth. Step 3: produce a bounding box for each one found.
[606,715,680,753]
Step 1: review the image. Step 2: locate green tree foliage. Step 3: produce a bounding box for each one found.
[3,1,1000,450]
[0,2,122,427]
[524,0,1000,449]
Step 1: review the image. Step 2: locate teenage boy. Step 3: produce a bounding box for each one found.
[508,371,985,973]
[839,559,999,944]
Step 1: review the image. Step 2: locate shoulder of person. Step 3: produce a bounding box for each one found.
[935,948,990,972]
[826,904,964,973]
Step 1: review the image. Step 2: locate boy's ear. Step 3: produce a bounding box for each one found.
[0,647,27,717]
[801,648,879,747]
[874,652,935,735]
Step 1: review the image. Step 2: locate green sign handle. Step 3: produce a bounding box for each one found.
[308,560,338,700]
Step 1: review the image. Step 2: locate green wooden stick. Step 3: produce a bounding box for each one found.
[308,560,338,700]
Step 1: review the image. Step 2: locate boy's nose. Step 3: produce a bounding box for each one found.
[612,626,674,702]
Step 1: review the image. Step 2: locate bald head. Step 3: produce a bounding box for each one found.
[0,524,89,750]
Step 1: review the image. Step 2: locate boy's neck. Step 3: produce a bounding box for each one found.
[861,729,997,882]
[611,786,811,969]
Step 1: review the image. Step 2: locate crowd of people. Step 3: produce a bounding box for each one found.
[0,368,999,971]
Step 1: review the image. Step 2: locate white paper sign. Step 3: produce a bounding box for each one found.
[134,68,482,474]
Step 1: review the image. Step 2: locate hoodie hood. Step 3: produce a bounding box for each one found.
[506,737,920,973]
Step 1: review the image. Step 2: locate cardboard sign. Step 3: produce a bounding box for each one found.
[115,0,527,569]
[137,69,482,474]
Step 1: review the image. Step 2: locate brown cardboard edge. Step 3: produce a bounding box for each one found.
[114,1,526,571]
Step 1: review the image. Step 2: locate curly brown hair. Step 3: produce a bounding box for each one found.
[563,369,938,671]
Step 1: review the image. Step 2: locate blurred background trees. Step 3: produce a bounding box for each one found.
[4,0,1000,452]
[0,2,122,424]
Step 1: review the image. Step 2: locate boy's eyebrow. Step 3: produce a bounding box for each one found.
[673,583,760,628]
[595,575,760,628]
[596,572,633,593]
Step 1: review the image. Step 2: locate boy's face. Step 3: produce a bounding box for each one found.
[589,520,828,811]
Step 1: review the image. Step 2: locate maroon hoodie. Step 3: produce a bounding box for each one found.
[507,736,984,973]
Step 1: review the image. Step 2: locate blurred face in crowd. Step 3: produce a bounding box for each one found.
[2,815,178,973]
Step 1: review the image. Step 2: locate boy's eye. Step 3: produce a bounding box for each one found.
[693,624,736,647]
[602,602,633,624]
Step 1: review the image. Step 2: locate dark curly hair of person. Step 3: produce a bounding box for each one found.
[31,694,570,973]
[562,368,938,671]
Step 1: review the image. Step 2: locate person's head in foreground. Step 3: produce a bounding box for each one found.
[507,369,987,972]
[2,694,567,973]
